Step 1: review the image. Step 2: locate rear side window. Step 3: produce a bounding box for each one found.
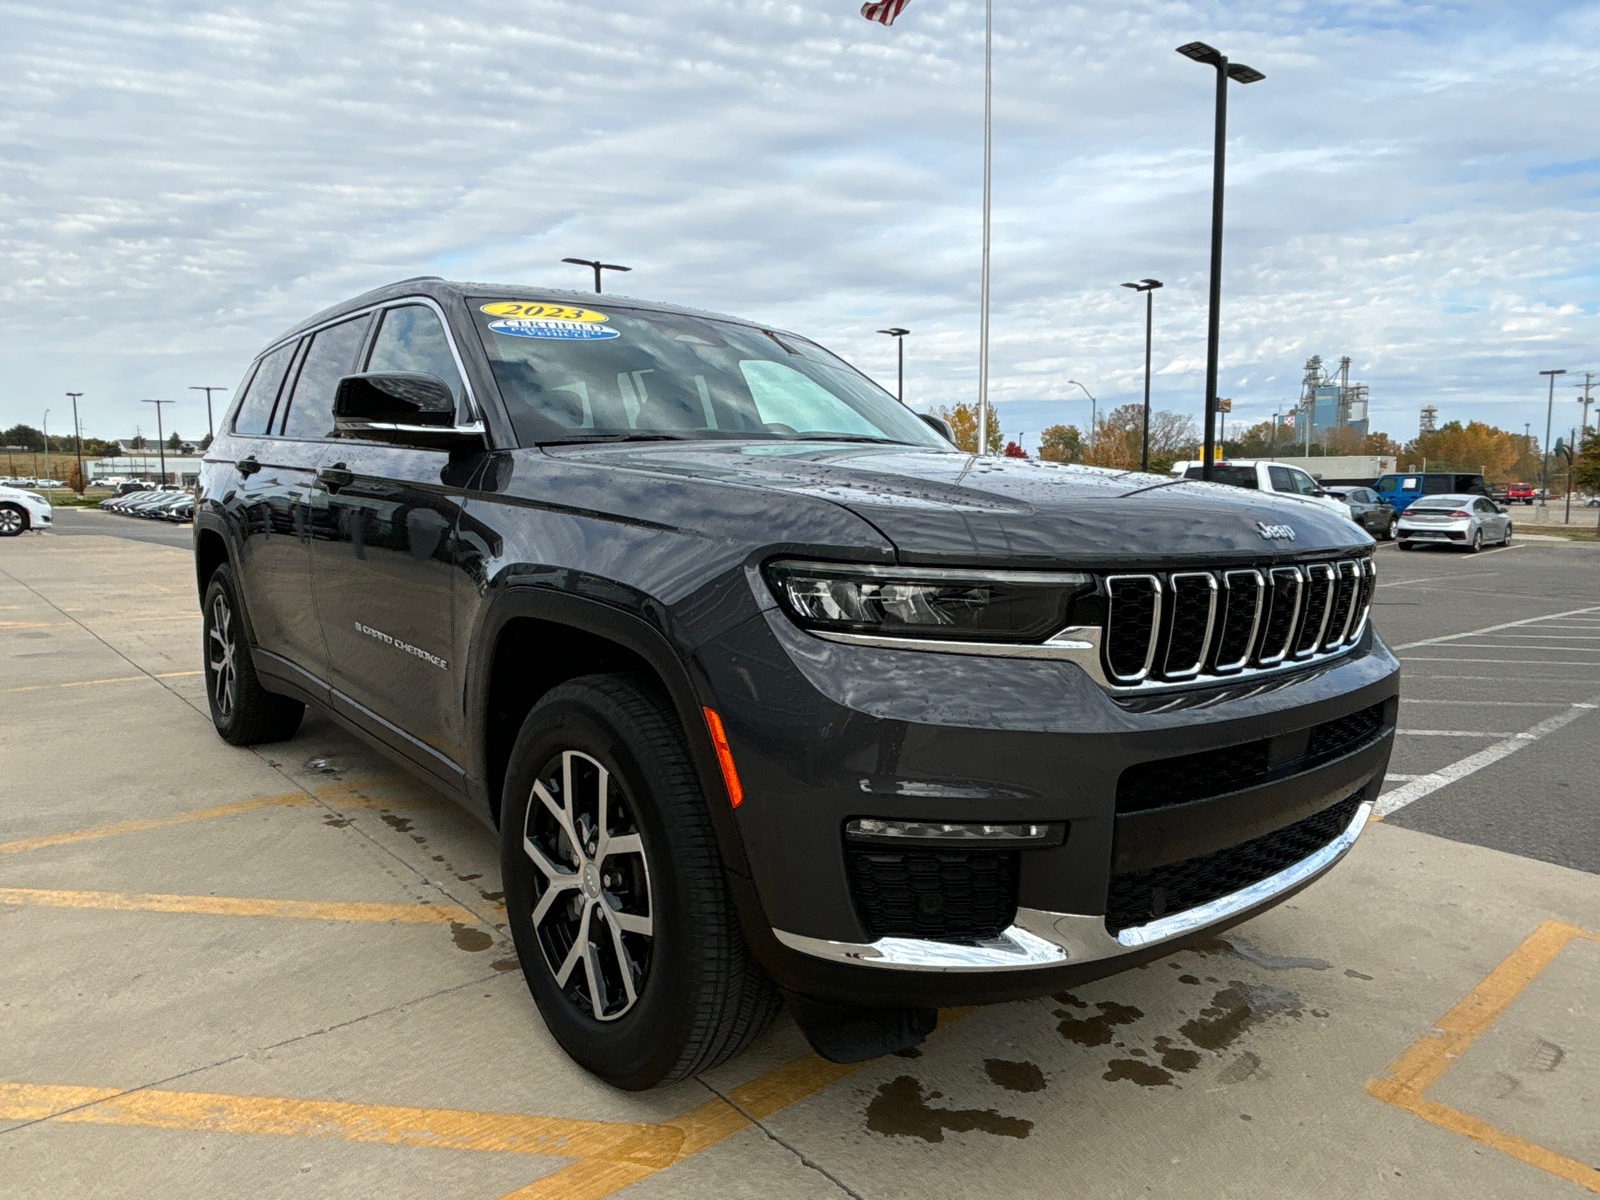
[366,305,466,409]
[280,315,372,439]
[1421,474,1452,494]
[1184,466,1258,488]
[231,343,296,435]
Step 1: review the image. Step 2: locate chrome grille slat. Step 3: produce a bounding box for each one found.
[1104,574,1161,683]
[1294,564,1336,658]
[1163,572,1219,678]
[1213,570,1264,672]
[1257,567,1302,665]
[1323,559,1361,649]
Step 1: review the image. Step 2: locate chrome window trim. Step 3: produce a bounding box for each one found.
[1257,567,1303,665]
[1104,573,1162,683]
[1162,571,1219,679]
[771,800,1372,971]
[1294,563,1337,659]
[1214,569,1264,672]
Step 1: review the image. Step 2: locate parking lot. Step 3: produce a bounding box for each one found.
[3,527,1598,1199]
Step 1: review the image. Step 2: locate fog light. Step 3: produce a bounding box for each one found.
[844,818,1064,847]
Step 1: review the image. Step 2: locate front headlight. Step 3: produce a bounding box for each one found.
[25,493,46,505]
[765,560,1094,643]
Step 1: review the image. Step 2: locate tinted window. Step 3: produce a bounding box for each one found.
[280,316,372,439]
[1183,466,1258,488]
[231,343,296,435]
[1375,475,1400,492]
[366,305,466,408]
[1421,474,1452,494]
[1268,465,1295,491]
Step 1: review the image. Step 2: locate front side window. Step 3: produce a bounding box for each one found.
[232,342,296,435]
[1375,475,1400,492]
[470,298,946,448]
[1289,470,1319,495]
[366,304,466,410]
[280,315,373,439]
[1268,465,1295,492]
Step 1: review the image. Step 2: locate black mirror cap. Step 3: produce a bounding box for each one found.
[917,412,956,443]
[334,372,456,425]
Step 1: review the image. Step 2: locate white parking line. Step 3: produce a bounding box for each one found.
[1397,729,1516,738]
[1402,699,1572,708]
[1402,674,1600,683]
[1376,571,1499,589]
[1491,633,1600,640]
[1391,605,1600,651]
[1400,656,1600,666]
[1376,695,1600,818]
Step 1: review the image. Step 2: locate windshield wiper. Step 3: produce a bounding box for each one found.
[786,434,910,445]
[540,432,692,445]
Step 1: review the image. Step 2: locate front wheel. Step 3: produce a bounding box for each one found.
[0,504,27,537]
[500,674,779,1090]
[201,564,305,745]
[1383,516,1398,541]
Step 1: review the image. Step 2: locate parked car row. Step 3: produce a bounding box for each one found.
[99,487,194,522]
[0,476,70,489]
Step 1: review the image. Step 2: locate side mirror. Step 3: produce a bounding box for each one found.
[1496,505,1509,514]
[1311,489,1328,497]
[918,413,957,443]
[334,373,484,450]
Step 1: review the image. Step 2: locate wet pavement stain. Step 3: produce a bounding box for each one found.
[449,922,493,952]
[322,816,351,828]
[865,1077,1033,1143]
[983,1059,1046,1093]
[1053,995,1144,1047]
[1180,982,1302,1053]
[1222,935,1331,972]
[892,1046,922,1059]
[1151,1036,1201,1073]
[479,890,504,903]
[1102,1058,1173,1087]
[1217,1050,1265,1085]
[1178,974,1201,985]
[380,814,414,834]
[457,873,483,882]
[1344,968,1374,980]
[490,956,521,973]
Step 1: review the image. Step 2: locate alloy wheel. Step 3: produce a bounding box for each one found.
[0,507,23,535]
[206,593,238,718]
[1385,517,1397,540]
[523,749,653,1021]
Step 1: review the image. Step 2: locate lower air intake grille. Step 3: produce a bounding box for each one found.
[1104,791,1364,935]
[845,846,1019,941]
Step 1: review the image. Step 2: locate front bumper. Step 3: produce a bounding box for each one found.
[699,585,1400,1007]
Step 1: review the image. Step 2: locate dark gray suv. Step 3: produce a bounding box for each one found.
[193,278,1398,1088]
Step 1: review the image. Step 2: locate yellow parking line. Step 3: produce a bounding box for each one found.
[2,669,203,694]
[0,1082,680,1166]
[0,794,313,856]
[1367,919,1600,1193]
[0,886,477,925]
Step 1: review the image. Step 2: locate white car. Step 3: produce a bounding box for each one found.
[1170,459,1355,520]
[1397,493,1512,553]
[0,484,52,537]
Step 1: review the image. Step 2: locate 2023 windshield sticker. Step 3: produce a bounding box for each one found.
[479,301,610,322]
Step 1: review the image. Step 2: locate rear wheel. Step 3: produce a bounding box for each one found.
[1502,522,1514,546]
[500,674,779,1089]
[1467,529,1484,553]
[0,504,27,536]
[201,564,305,745]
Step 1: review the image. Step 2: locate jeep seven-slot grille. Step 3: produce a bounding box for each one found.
[1104,791,1365,935]
[845,846,1019,941]
[1115,701,1391,813]
[1103,556,1373,689]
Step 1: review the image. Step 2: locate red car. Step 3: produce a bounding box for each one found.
[1506,482,1536,504]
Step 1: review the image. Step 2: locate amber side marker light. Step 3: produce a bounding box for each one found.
[702,707,744,809]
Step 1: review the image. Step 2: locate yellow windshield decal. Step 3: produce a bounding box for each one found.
[480,302,609,322]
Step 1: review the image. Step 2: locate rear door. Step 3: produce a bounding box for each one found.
[223,337,328,687]
[307,301,482,783]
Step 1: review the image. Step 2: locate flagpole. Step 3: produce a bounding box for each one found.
[976,0,992,457]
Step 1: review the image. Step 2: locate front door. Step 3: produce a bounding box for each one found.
[307,301,480,782]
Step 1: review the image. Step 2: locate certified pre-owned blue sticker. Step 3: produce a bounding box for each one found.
[488,318,620,341]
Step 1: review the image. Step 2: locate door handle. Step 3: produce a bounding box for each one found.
[236,456,261,476]
[317,465,354,493]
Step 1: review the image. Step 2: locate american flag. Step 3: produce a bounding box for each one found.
[861,0,910,26]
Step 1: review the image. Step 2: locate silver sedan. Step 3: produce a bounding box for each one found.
[1397,493,1512,553]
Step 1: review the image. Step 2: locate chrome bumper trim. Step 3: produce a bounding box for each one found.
[771,800,1371,972]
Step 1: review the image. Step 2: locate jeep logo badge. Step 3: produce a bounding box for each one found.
[1256,521,1296,541]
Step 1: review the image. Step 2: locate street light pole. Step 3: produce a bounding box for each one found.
[189,386,227,442]
[142,399,173,484]
[1177,42,1263,482]
[66,392,84,487]
[1120,279,1164,472]
[1539,369,1566,507]
[1067,380,1097,456]
[42,409,51,495]
[976,0,994,456]
[877,328,910,403]
[561,258,631,294]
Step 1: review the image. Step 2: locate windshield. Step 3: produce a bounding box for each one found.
[471,299,948,448]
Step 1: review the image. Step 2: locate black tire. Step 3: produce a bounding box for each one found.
[1382,516,1397,541]
[0,503,27,537]
[201,563,305,745]
[1503,522,1513,546]
[500,673,780,1090]
[1467,529,1484,553]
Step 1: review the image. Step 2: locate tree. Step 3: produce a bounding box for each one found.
[1403,420,1527,482]
[198,433,213,453]
[1085,404,1199,472]
[130,435,146,450]
[1574,428,1600,495]
[932,400,1003,455]
[166,431,183,451]
[1,424,45,451]
[67,462,87,495]
[1038,424,1082,463]
[1002,440,1027,459]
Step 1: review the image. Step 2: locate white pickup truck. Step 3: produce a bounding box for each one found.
[1169,459,1356,521]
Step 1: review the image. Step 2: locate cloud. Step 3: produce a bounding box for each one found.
[0,0,1597,446]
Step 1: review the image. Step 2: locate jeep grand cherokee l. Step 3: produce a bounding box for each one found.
[194,278,1398,1089]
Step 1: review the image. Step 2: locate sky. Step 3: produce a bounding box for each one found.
[2,0,1598,453]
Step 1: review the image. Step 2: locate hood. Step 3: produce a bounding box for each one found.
[544,441,1371,565]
